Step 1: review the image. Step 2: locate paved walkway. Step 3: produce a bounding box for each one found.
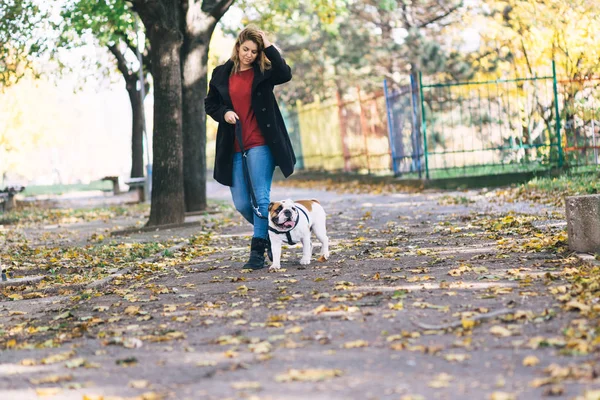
[0,179,597,400]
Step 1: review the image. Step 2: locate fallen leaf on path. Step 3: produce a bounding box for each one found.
[489,392,516,400]
[489,326,512,337]
[29,374,73,385]
[275,368,343,382]
[41,351,76,365]
[428,373,453,388]
[342,340,369,349]
[522,355,540,367]
[231,381,261,390]
[129,379,150,389]
[35,388,62,397]
[444,353,470,362]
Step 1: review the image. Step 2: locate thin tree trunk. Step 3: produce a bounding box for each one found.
[127,83,145,178]
[146,26,185,226]
[182,28,215,212]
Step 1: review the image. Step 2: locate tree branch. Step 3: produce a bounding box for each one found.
[108,43,133,82]
[417,2,462,29]
[202,0,234,20]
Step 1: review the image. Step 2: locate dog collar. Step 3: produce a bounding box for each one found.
[269,207,310,245]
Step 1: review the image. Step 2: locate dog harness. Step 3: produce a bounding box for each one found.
[269,207,310,245]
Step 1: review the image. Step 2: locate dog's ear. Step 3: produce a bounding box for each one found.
[268,202,274,212]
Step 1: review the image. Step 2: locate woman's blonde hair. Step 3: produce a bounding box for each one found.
[230,25,272,74]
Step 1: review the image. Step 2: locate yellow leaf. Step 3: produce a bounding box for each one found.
[129,380,150,389]
[275,368,343,382]
[41,351,76,365]
[196,360,217,367]
[489,392,516,400]
[35,387,62,397]
[285,326,303,334]
[444,353,470,362]
[565,300,590,313]
[584,389,600,400]
[522,355,540,367]
[428,373,453,388]
[224,350,238,358]
[249,341,271,354]
[124,306,141,315]
[82,395,103,400]
[29,374,73,385]
[489,326,512,337]
[231,381,261,390]
[461,319,475,329]
[529,377,554,388]
[342,340,369,349]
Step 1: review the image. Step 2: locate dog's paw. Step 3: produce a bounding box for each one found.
[269,264,281,271]
[299,258,311,265]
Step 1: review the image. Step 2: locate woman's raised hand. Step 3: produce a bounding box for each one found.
[259,30,272,48]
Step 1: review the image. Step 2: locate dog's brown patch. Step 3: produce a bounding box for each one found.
[296,199,319,211]
[269,201,282,217]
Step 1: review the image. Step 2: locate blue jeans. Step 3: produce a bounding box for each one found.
[230,145,275,239]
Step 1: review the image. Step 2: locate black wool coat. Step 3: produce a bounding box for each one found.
[204,45,296,187]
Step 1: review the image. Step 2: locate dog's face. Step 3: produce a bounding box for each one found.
[268,199,299,231]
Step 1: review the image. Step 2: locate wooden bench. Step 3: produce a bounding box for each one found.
[0,186,25,213]
[101,176,121,195]
[124,177,147,202]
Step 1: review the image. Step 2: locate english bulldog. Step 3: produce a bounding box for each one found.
[268,199,329,270]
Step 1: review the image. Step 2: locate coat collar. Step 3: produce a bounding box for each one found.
[213,60,270,104]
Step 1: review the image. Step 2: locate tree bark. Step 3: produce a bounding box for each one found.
[108,43,146,179]
[181,22,216,212]
[136,2,186,226]
[127,81,145,179]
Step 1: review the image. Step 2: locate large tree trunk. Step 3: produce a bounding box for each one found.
[138,5,185,226]
[127,83,145,178]
[181,25,216,212]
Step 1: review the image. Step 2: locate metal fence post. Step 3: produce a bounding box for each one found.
[418,71,430,179]
[383,79,399,175]
[552,60,564,168]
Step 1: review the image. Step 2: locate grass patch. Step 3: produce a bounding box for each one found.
[508,171,600,206]
[21,180,113,196]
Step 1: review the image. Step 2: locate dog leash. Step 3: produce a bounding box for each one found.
[268,206,310,245]
[234,120,267,220]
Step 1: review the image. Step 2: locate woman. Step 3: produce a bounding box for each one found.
[204,25,296,270]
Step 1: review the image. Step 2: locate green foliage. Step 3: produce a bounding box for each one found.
[522,173,600,197]
[0,1,48,88]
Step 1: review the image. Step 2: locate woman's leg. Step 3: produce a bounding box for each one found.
[245,145,275,239]
[230,151,254,224]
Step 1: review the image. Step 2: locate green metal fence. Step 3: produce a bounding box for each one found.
[418,63,561,179]
[415,61,600,179]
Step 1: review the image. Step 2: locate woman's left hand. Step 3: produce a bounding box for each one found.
[259,30,272,48]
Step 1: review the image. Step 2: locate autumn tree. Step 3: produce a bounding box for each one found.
[474,0,600,163]
[0,0,46,88]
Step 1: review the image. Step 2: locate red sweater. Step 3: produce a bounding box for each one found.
[229,68,265,152]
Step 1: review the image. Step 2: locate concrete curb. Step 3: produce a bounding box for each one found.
[574,251,600,267]
[0,275,44,287]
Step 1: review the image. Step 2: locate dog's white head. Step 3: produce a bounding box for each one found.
[268,199,299,231]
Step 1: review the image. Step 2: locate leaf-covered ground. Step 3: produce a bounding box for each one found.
[0,180,599,400]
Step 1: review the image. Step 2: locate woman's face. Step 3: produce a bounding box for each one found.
[238,40,258,69]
